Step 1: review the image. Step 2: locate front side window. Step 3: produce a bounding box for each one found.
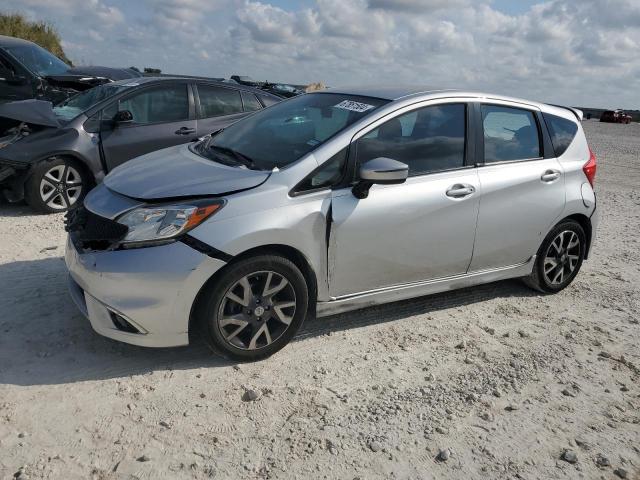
[195,93,387,170]
[482,105,540,163]
[295,148,347,193]
[543,113,578,157]
[356,103,466,176]
[198,85,243,118]
[118,85,189,124]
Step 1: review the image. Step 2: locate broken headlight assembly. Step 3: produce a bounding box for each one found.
[117,200,224,247]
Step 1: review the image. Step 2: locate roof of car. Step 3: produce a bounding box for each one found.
[109,76,281,97]
[0,35,37,48]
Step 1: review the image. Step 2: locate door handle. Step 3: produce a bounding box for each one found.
[175,127,196,135]
[446,184,476,198]
[541,170,561,182]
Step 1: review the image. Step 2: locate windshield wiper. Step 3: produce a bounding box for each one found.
[208,145,259,170]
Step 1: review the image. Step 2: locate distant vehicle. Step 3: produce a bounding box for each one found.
[600,109,632,124]
[261,82,305,98]
[64,87,598,361]
[230,75,261,87]
[0,35,141,104]
[0,77,281,212]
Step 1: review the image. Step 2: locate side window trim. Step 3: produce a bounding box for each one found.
[349,101,471,180]
[111,83,192,128]
[477,102,545,166]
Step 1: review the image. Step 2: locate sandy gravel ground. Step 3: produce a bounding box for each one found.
[0,121,638,480]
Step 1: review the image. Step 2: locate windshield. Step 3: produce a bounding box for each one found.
[52,84,132,121]
[197,93,388,170]
[4,44,70,77]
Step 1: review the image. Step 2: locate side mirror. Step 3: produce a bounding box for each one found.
[113,110,133,124]
[352,157,408,199]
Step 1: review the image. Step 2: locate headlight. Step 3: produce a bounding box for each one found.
[117,200,223,246]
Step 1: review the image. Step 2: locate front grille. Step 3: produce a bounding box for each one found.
[65,206,128,251]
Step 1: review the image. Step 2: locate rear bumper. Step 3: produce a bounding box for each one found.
[65,235,227,347]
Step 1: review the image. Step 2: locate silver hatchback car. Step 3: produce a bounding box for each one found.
[65,87,598,360]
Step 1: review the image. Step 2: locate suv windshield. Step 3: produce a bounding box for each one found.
[4,43,70,77]
[196,93,388,170]
[52,84,132,121]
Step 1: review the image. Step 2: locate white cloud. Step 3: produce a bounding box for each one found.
[1,0,639,108]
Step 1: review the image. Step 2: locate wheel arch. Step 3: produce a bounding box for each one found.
[188,244,319,339]
[558,213,593,259]
[29,152,96,186]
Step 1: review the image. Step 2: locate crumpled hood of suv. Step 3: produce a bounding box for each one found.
[104,143,271,200]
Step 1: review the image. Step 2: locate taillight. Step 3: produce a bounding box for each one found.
[583,148,596,187]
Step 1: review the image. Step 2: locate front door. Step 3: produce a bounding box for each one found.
[329,102,480,297]
[469,103,566,271]
[100,83,196,171]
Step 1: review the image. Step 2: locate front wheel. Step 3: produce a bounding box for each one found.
[24,157,90,214]
[524,220,586,293]
[196,255,309,361]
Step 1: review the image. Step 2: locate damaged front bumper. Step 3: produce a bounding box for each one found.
[64,207,228,347]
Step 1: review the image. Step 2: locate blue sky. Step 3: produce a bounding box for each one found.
[2,0,639,108]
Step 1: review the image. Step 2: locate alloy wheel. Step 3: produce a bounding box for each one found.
[217,270,297,350]
[543,230,581,285]
[39,164,83,210]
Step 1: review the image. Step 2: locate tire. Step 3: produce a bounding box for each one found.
[523,220,586,293]
[196,254,309,361]
[24,157,91,214]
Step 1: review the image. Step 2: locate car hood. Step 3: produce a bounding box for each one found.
[66,66,142,80]
[104,144,271,201]
[0,99,61,128]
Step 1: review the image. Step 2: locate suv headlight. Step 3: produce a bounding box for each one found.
[117,200,224,246]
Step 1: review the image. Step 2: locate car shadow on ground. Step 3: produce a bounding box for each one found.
[0,256,538,387]
[0,201,34,217]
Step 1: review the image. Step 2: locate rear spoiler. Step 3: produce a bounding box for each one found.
[548,104,583,121]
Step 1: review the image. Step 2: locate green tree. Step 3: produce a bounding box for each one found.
[0,12,72,65]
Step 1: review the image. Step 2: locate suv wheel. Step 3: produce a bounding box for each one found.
[197,255,309,361]
[25,157,90,214]
[524,220,586,293]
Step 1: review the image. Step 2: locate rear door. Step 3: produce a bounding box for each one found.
[99,82,196,171]
[193,84,252,137]
[469,102,566,272]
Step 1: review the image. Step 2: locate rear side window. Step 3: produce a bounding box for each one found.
[257,93,280,107]
[482,105,540,163]
[119,86,189,124]
[543,113,578,157]
[241,91,262,112]
[198,85,243,118]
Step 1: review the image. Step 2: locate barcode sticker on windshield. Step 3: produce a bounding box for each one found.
[334,100,375,113]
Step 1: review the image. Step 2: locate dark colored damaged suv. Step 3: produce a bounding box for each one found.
[0,35,141,105]
[0,77,281,213]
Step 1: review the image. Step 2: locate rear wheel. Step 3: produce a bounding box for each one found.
[197,255,309,361]
[524,220,586,293]
[24,157,90,214]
